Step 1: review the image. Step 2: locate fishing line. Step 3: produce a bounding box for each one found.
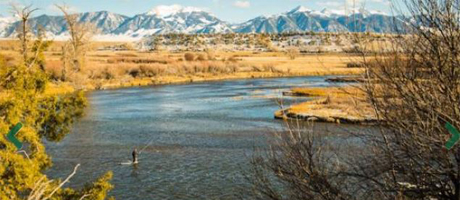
[118,138,155,165]
[139,137,155,154]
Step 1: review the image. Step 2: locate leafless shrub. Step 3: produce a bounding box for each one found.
[285,47,300,60]
[263,64,276,72]
[250,64,275,72]
[208,62,225,73]
[139,64,166,77]
[101,67,116,80]
[346,62,363,68]
[359,0,460,198]
[227,63,239,73]
[358,11,460,197]
[107,57,168,64]
[184,53,195,61]
[196,53,207,61]
[250,0,460,199]
[127,66,140,78]
[249,121,352,200]
[251,65,264,72]
[229,55,242,63]
[191,62,210,73]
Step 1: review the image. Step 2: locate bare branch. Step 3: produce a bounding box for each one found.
[43,164,81,200]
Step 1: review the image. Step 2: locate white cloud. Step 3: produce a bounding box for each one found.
[346,0,363,6]
[316,1,343,8]
[146,4,208,16]
[233,1,251,8]
[47,4,79,14]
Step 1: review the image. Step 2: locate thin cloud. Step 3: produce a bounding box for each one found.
[48,4,79,14]
[233,1,251,8]
[316,1,343,8]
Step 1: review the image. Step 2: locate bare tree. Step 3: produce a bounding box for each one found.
[27,164,81,200]
[10,4,38,62]
[358,0,460,197]
[250,0,460,199]
[248,121,353,200]
[56,4,96,73]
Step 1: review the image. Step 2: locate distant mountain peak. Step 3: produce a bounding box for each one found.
[289,6,311,14]
[320,8,346,16]
[368,10,388,15]
[146,4,205,17]
[0,15,15,25]
[0,5,403,40]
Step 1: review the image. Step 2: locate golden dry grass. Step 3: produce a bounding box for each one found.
[290,87,366,98]
[0,39,366,90]
[56,51,364,89]
[277,86,376,124]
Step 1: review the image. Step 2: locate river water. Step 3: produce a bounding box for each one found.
[45,76,357,199]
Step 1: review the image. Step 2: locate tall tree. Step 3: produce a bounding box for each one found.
[11,4,38,63]
[0,5,113,199]
[56,4,96,73]
[249,0,460,199]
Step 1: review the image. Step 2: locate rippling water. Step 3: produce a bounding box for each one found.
[45,76,355,199]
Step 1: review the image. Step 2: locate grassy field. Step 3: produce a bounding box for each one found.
[0,40,365,90]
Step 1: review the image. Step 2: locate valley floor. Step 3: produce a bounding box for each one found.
[0,42,370,123]
[79,51,365,90]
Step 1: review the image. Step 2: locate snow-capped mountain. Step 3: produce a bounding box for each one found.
[3,11,128,37]
[113,5,233,38]
[235,6,400,33]
[79,11,129,33]
[0,15,15,37]
[0,5,407,40]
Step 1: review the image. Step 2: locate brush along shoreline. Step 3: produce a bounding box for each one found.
[88,70,363,90]
[61,51,365,90]
[275,87,378,124]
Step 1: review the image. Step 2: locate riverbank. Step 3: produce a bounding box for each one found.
[275,87,377,124]
[86,69,363,90]
[44,51,364,90]
[45,76,363,199]
[1,48,371,124]
[0,41,367,91]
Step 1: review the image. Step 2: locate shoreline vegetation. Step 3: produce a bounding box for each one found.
[0,38,371,125]
[3,0,459,198]
[1,39,366,91]
[86,69,362,90]
[275,86,377,124]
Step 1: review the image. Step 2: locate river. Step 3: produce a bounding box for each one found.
[45,76,358,199]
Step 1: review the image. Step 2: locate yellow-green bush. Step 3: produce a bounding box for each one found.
[0,51,113,199]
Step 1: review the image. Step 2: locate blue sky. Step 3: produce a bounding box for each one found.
[0,0,394,23]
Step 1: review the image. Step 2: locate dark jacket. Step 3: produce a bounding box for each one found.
[132,149,138,163]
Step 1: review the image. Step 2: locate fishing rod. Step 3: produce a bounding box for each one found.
[138,137,155,154]
[120,138,155,165]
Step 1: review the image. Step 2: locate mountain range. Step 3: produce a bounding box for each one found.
[0,5,406,41]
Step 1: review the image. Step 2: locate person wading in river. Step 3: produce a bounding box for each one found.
[132,148,139,164]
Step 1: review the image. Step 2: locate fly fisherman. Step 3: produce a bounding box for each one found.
[132,148,139,164]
